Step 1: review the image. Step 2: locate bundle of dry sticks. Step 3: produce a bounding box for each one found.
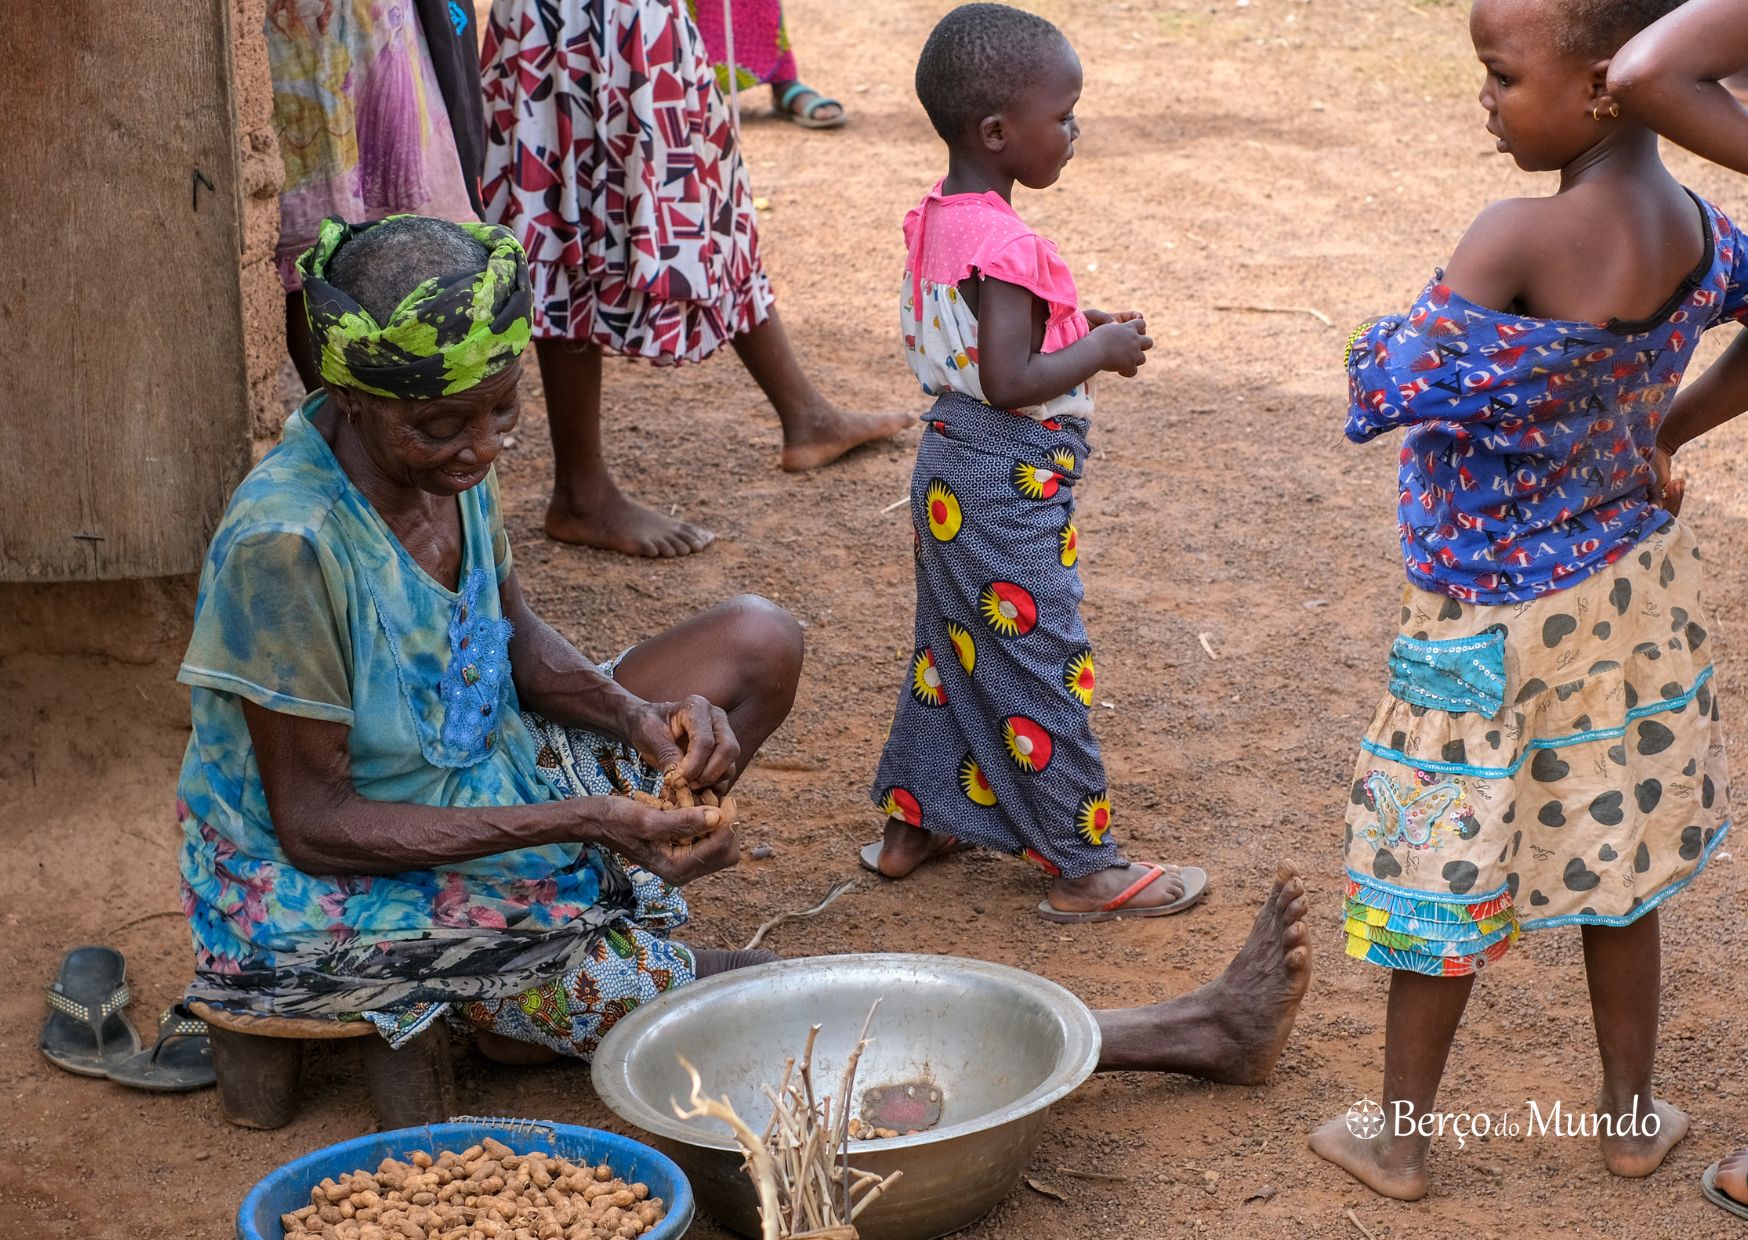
[673,1004,902,1240]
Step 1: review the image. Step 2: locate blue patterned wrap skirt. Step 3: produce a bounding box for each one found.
[870,392,1119,879]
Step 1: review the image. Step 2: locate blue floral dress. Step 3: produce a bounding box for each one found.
[177,394,692,1055]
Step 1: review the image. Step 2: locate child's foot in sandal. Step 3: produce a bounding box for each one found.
[1038,861,1208,923]
[859,818,971,878]
[1599,1096,1688,1177]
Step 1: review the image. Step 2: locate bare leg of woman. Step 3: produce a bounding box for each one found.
[536,338,717,557]
[286,291,321,393]
[732,308,913,471]
[611,593,805,780]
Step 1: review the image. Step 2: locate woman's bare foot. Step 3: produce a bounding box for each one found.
[779,406,913,472]
[545,481,715,557]
[1094,864,1310,1080]
[870,818,970,878]
[1715,1147,1748,1204]
[1600,1097,1689,1177]
[1046,862,1187,914]
[1308,1118,1430,1202]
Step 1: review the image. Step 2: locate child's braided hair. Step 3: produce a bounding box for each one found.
[1556,0,1687,58]
[915,3,1069,144]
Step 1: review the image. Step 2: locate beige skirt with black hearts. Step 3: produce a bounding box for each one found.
[1343,519,1731,976]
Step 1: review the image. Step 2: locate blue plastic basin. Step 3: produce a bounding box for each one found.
[235,1119,695,1240]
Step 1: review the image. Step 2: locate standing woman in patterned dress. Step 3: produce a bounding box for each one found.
[479,0,909,557]
[692,0,849,130]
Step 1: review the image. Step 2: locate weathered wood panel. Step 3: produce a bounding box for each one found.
[0,1,252,580]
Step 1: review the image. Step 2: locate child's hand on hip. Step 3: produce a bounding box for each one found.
[1089,315,1152,378]
[1651,444,1687,516]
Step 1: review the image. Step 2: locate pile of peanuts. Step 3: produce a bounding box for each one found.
[280,1138,666,1240]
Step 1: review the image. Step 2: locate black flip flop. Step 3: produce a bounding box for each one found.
[106,1002,215,1092]
[40,946,141,1077]
[1702,1160,1748,1220]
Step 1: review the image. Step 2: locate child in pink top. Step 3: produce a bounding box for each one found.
[865,2,1207,923]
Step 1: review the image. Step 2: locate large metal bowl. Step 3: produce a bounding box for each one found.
[590,954,1100,1240]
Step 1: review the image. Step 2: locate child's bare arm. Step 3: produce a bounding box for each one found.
[978,277,1151,410]
[1345,200,1542,442]
[1610,0,1748,176]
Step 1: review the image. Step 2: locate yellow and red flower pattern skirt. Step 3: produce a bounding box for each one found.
[872,393,1118,880]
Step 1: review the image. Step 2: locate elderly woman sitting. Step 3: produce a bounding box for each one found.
[176,215,796,1073]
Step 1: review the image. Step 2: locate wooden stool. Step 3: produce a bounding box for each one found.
[189,1002,455,1131]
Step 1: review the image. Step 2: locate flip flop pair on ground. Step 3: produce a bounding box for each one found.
[40,945,213,1092]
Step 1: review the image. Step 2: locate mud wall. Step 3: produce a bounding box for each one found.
[235,0,288,442]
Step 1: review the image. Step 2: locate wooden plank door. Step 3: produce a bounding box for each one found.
[0,1,252,580]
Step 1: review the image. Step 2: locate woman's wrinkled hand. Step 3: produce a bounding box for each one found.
[591,796,739,886]
[625,696,741,794]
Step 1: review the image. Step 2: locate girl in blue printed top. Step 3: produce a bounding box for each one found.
[1310,0,1748,1203]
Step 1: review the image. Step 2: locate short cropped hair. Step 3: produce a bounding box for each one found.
[1557,0,1687,57]
[326,216,492,323]
[915,3,1068,143]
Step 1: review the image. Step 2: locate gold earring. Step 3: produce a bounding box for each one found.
[1609,101,1621,119]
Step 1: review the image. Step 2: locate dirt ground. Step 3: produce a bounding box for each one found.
[6,0,1748,1236]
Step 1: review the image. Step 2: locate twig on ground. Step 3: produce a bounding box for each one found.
[1197,632,1219,660]
[880,496,909,515]
[106,909,185,938]
[744,879,856,950]
[1214,302,1333,327]
[1346,1208,1378,1240]
[1047,1166,1130,1183]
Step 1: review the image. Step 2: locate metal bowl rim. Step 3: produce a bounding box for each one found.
[590,952,1101,1153]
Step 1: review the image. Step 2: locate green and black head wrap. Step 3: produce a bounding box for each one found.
[298,215,533,399]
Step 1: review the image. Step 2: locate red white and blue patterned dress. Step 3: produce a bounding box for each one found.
[1340,194,1743,976]
[480,0,773,362]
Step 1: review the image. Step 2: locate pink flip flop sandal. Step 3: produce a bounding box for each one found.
[1037,862,1209,924]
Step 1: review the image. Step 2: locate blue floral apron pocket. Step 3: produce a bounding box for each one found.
[1387,629,1507,718]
